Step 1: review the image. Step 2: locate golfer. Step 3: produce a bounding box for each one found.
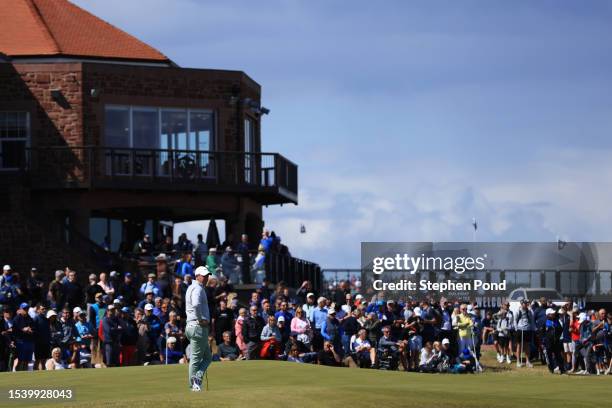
[185,265,212,391]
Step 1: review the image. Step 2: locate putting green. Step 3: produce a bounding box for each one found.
[0,358,609,408]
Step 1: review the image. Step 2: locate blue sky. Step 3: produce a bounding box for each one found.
[74,0,612,268]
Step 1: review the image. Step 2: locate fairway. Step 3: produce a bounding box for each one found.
[0,359,609,408]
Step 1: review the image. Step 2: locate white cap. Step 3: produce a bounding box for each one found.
[113,299,121,304]
[355,294,363,300]
[144,303,154,311]
[110,271,117,277]
[317,296,326,304]
[546,308,556,315]
[442,338,450,345]
[277,316,285,322]
[195,266,212,277]
[46,310,57,318]
[578,312,588,323]
[413,307,422,317]
[107,305,115,310]
[306,292,315,298]
[73,307,82,314]
[167,336,177,344]
[327,309,336,316]
[2,265,11,271]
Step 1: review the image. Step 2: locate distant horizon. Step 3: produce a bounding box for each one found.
[74,0,612,269]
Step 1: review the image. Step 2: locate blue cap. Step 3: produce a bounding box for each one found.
[124,272,132,278]
[121,306,130,313]
[19,302,29,310]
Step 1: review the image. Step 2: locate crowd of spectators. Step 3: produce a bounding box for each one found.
[0,231,611,375]
[126,228,288,286]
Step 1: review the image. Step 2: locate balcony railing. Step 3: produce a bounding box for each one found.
[20,146,298,204]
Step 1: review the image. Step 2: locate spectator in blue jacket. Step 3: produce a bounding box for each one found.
[143,303,162,353]
[321,308,343,356]
[33,303,50,370]
[140,273,160,298]
[102,305,123,367]
[176,252,194,278]
[164,336,184,364]
[274,301,293,337]
[13,302,34,371]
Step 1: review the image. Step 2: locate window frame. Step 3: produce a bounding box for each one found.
[103,105,216,178]
[104,105,215,151]
[0,111,30,171]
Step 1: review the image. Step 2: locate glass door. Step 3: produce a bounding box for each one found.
[161,110,188,177]
[190,110,214,177]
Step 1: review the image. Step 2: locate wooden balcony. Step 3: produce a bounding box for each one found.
[20,146,298,205]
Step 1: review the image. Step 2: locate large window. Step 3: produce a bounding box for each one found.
[104,106,214,177]
[0,112,29,169]
[105,106,214,150]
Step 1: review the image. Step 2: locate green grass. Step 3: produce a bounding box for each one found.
[0,353,609,408]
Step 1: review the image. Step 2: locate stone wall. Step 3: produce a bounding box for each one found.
[82,63,261,151]
[0,63,83,147]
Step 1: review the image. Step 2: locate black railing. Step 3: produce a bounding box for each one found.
[20,146,298,203]
[265,252,322,292]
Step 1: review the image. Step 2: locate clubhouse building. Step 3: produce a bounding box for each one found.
[0,0,306,278]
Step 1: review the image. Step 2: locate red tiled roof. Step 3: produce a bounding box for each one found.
[0,0,171,63]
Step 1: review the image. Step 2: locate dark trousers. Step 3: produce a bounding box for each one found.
[246,341,259,360]
[104,342,120,367]
[544,342,565,373]
[240,263,251,284]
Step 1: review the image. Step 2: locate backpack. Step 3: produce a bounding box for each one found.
[516,309,532,326]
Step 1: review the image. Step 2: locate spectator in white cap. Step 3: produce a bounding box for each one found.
[142,302,162,358]
[206,248,219,275]
[0,265,11,287]
[296,280,315,306]
[185,265,212,391]
[72,307,83,320]
[441,337,452,358]
[311,297,328,350]
[302,292,317,323]
[543,307,566,374]
[321,308,342,356]
[164,336,184,364]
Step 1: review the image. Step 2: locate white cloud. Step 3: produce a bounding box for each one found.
[266,147,612,268]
